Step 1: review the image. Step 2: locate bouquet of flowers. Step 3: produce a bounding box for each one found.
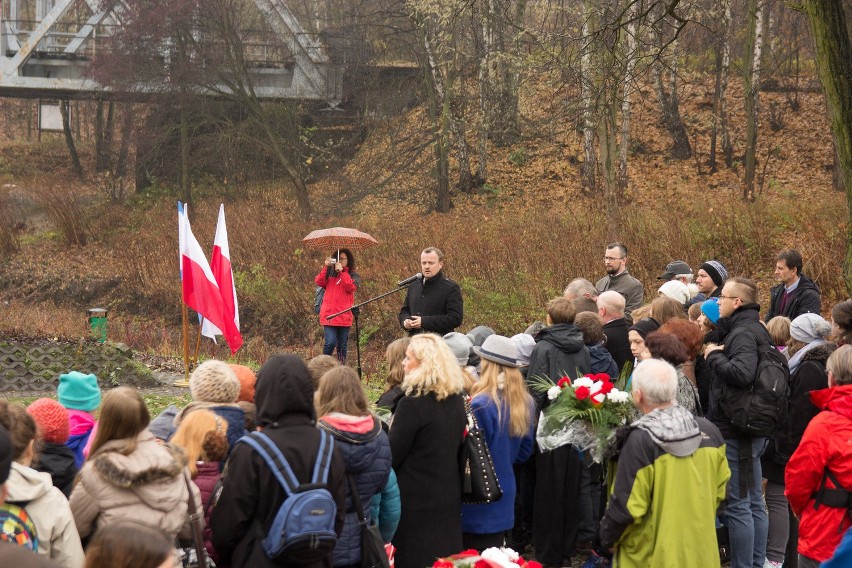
[529,372,633,462]
[433,547,542,568]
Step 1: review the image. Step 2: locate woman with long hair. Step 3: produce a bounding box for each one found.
[376,337,410,415]
[316,248,360,363]
[461,335,534,550]
[389,333,466,568]
[69,387,200,544]
[0,401,84,567]
[84,521,174,568]
[315,366,398,566]
[170,409,230,565]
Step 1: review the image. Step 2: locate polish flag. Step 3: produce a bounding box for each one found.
[201,205,240,343]
[178,202,242,353]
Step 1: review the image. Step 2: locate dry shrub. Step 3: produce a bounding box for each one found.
[30,181,88,246]
[0,190,21,256]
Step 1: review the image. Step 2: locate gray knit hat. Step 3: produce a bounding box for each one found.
[790,313,832,344]
[699,260,728,287]
[190,360,240,403]
[443,332,473,367]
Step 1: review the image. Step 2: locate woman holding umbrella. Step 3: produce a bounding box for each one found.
[316,248,360,363]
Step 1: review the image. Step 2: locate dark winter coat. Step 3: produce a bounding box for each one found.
[398,270,463,336]
[588,343,618,378]
[527,323,592,412]
[318,415,392,567]
[34,442,78,498]
[210,354,347,568]
[603,318,633,377]
[316,266,358,328]
[595,271,644,323]
[764,274,822,322]
[389,392,466,568]
[762,342,836,483]
[705,303,769,438]
[376,386,405,414]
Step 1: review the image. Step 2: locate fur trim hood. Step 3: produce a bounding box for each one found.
[801,342,836,364]
[91,430,187,489]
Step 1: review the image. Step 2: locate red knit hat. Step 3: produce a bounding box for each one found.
[229,364,256,403]
[26,398,70,444]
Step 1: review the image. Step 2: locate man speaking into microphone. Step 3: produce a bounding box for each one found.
[398,247,464,336]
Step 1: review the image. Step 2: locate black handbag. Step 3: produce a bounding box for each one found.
[347,474,390,568]
[460,397,503,504]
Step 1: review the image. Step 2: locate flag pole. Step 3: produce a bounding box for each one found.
[175,302,191,387]
[193,317,204,367]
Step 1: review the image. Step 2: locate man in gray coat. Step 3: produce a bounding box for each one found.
[596,242,644,323]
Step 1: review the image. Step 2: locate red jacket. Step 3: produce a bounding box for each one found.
[785,383,852,561]
[315,267,357,327]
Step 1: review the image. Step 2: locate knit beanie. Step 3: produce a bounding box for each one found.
[26,398,70,444]
[511,334,536,367]
[790,313,832,344]
[229,364,257,403]
[443,332,474,366]
[701,298,721,324]
[190,360,240,403]
[629,318,661,339]
[658,280,691,304]
[57,371,101,412]
[699,260,728,288]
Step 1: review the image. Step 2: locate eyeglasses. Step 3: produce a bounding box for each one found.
[718,295,738,301]
[603,256,624,262]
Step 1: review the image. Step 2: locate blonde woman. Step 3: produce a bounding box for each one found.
[461,335,534,550]
[389,333,466,568]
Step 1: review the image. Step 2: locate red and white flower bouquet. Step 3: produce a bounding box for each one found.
[530,372,633,462]
[432,547,542,568]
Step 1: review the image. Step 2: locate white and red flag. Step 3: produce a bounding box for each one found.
[178,202,242,353]
[201,204,240,345]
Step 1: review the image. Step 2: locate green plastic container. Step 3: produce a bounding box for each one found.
[88,308,108,343]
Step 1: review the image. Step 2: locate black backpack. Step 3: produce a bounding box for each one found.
[724,322,790,438]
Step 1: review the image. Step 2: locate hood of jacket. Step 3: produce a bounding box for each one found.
[800,342,836,365]
[631,405,701,457]
[796,273,821,294]
[318,414,386,474]
[809,383,852,420]
[36,442,78,490]
[255,353,316,427]
[538,323,585,355]
[6,462,53,503]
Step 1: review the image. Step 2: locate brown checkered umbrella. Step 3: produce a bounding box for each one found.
[302,227,379,251]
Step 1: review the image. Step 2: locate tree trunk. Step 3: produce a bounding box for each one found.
[652,23,692,160]
[720,0,734,167]
[580,2,597,194]
[477,0,492,183]
[618,0,639,195]
[709,44,722,172]
[834,143,846,191]
[180,102,191,208]
[115,105,134,179]
[60,100,84,180]
[598,100,620,239]
[800,0,852,295]
[743,0,765,201]
[95,100,106,171]
[103,101,115,172]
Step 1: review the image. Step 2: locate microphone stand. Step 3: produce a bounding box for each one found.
[326,283,413,380]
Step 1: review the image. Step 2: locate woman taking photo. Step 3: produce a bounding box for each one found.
[461,335,534,550]
[389,333,466,568]
[69,387,200,544]
[315,248,359,363]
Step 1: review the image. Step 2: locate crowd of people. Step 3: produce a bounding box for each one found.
[0,244,851,568]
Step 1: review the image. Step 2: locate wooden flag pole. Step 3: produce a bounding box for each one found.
[193,317,204,368]
[175,302,191,387]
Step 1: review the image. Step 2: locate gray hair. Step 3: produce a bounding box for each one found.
[827,344,852,386]
[564,278,598,301]
[632,359,678,405]
[597,290,625,316]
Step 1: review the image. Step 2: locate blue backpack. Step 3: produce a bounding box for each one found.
[237,430,337,564]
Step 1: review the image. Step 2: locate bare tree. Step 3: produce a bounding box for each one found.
[744,0,766,201]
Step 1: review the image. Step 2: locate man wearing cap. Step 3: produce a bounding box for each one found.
[599,359,729,567]
[596,243,644,323]
[695,260,728,299]
[764,249,821,322]
[399,247,464,336]
[658,260,702,306]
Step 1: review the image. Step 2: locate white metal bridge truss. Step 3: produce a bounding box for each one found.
[0,0,341,101]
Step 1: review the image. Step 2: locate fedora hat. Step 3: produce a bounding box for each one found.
[472,334,522,368]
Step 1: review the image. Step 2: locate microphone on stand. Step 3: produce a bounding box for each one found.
[397,273,423,287]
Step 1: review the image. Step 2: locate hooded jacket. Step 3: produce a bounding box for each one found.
[6,462,84,568]
[599,406,730,568]
[316,266,358,327]
[705,303,769,438]
[785,383,852,562]
[526,323,591,411]
[398,270,464,336]
[318,414,392,567]
[765,274,822,322]
[588,342,618,378]
[210,354,347,568]
[69,429,198,542]
[33,442,78,498]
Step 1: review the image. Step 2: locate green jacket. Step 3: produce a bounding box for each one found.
[599,406,730,568]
